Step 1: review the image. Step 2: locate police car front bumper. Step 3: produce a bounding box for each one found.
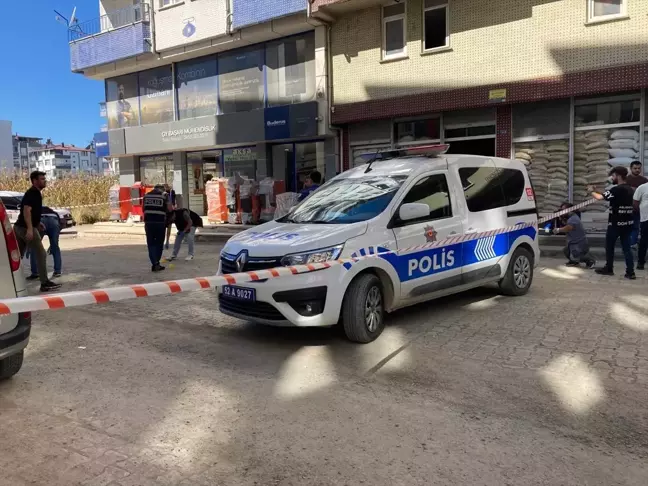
[217,264,344,327]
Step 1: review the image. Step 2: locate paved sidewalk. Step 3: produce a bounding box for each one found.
[2,238,648,485]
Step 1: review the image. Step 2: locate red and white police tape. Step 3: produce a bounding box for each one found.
[0,198,597,316]
[63,197,143,210]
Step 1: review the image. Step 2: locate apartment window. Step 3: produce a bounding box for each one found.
[588,0,626,22]
[160,0,182,6]
[423,0,448,51]
[382,2,407,60]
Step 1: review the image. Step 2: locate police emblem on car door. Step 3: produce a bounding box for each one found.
[387,173,464,301]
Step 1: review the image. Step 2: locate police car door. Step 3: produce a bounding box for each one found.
[452,157,512,285]
[390,171,464,303]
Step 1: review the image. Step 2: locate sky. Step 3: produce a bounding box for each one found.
[0,0,103,147]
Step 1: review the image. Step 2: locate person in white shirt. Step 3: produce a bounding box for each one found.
[633,181,648,270]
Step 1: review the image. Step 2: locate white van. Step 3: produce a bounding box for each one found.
[0,200,31,379]
[218,145,539,343]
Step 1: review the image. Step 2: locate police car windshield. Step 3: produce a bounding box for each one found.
[281,175,407,224]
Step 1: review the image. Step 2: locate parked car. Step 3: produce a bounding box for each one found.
[218,145,539,343]
[0,198,31,380]
[0,191,76,229]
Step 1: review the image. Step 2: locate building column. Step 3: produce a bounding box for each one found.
[496,105,513,159]
[118,156,139,186]
[315,25,330,137]
[172,151,187,208]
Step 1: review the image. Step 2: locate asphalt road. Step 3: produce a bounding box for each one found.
[1,237,648,485]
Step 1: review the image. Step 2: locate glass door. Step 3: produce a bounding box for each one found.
[271,144,295,192]
[186,150,222,216]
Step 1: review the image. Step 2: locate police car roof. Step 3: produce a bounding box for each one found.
[341,154,526,181]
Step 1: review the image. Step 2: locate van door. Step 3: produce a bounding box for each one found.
[388,172,464,302]
[452,158,524,285]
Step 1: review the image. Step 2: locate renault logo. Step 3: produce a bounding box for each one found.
[235,251,248,272]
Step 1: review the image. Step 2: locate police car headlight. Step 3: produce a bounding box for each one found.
[281,245,344,266]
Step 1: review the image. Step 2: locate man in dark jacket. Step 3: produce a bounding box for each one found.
[166,208,203,261]
[143,184,172,272]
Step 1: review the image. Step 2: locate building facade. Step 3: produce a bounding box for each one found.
[0,121,12,171]
[76,0,335,217]
[32,145,99,179]
[312,0,648,219]
[12,135,43,172]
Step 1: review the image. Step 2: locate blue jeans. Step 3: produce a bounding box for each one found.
[31,217,61,275]
[145,222,166,267]
[631,212,641,246]
[606,225,634,274]
[172,227,196,257]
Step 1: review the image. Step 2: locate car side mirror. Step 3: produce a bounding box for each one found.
[399,203,429,222]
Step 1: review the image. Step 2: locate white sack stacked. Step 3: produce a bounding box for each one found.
[514,144,550,211]
[543,140,569,213]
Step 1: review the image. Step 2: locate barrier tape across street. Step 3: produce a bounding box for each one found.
[64,197,143,209]
[0,198,598,316]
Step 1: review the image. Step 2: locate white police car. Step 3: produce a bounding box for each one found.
[218,145,539,343]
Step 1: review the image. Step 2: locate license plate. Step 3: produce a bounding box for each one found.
[222,285,256,302]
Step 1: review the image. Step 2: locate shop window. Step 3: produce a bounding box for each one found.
[587,0,626,22]
[218,46,264,114]
[512,100,570,214]
[444,125,495,139]
[176,56,218,120]
[398,174,452,225]
[138,66,174,125]
[395,118,440,145]
[140,154,173,185]
[105,74,140,129]
[423,0,448,51]
[295,142,326,191]
[223,147,257,180]
[266,32,316,107]
[574,94,641,214]
[382,2,407,60]
[458,167,523,212]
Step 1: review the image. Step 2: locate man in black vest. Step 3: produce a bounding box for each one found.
[166,208,204,261]
[143,184,172,272]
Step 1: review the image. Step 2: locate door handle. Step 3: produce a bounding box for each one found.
[465,228,477,234]
[449,231,458,235]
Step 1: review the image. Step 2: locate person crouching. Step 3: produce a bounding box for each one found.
[553,202,596,268]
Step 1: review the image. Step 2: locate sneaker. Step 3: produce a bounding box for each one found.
[40,281,61,292]
[52,272,62,278]
[185,255,194,261]
[152,264,166,272]
[595,267,614,276]
[167,255,177,261]
[637,264,645,270]
[565,261,580,267]
[625,272,637,280]
[586,260,596,269]
[26,274,39,281]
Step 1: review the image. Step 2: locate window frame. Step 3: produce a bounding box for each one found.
[587,0,627,23]
[422,0,449,53]
[390,173,453,228]
[382,1,408,61]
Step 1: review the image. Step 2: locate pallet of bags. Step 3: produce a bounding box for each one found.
[608,128,639,168]
[516,143,550,210]
[544,140,569,211]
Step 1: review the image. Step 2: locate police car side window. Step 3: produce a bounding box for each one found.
[397,174,452,225]
[459,167,524,212]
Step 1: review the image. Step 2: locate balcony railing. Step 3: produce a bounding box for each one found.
[68,3,150,42]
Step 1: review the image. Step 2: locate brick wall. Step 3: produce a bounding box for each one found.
[154,0,228,52]
[232,0,306,29]
[70,23,152,73]
[330,0,648,106]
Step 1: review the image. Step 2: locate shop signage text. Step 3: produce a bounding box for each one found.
[161,125,216,143]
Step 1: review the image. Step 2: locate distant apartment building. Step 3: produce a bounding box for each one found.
[72,0,333,216]
[32,144,99,179]
[0,121,12,171]
[13,135,43,172]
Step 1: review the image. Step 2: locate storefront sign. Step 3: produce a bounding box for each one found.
[125,116,219,153]
[224,147,257,162]
[488,88,507,103]
[264,105,291,140]
[94,132,109,157]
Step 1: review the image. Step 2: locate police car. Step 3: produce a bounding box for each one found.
[218,145,539,343]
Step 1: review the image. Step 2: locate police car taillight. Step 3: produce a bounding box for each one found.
[400,144,450,157]
[0,201,21,272]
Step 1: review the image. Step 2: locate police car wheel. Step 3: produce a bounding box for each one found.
[342,274,385,343]
[0,351,24,381]
[499,247,534,296]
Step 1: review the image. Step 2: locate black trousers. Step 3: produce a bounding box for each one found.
[605,225,634,274]
[145,222,166,267]
[638,220,648,266]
